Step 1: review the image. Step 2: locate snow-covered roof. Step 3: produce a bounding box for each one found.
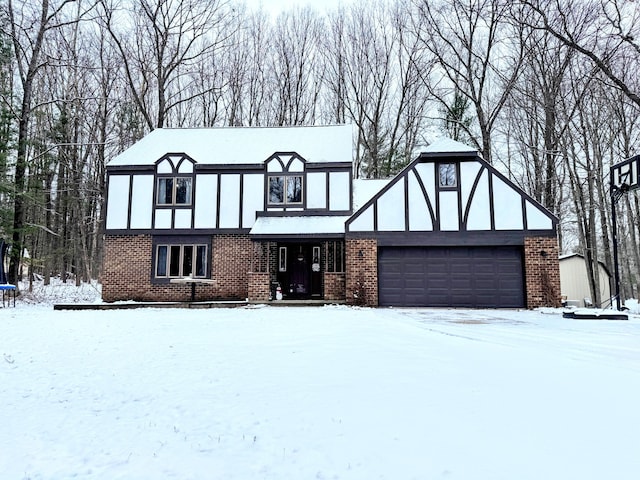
[108,125,354,166]
[250,215,350,236]
[423,137,477,154]
[352,179,390,210]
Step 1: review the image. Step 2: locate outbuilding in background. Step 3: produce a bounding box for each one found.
[559,253,612,308]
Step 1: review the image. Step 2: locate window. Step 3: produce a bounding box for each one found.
[156,244,207,278]
[438,163,457,188]
[157,177,192,205]
[269,175,303,205]
[327,241,345,273]
[279,246,287,272]
[312,246,321,272]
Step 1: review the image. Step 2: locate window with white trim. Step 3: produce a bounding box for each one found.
[155,244,207,278]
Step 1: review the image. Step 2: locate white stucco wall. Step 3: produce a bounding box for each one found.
[106,175,130,230]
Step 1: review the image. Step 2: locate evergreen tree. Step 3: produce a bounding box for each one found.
[442,90,473,144]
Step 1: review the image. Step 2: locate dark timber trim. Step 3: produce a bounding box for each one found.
[346,229,557,246]
[347,149,558,234]
[105,228,252,236]
[462,166,486,229]
[107,165,155,173]
[256,210,351,218]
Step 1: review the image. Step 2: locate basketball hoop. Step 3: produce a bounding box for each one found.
[610,154,640,311]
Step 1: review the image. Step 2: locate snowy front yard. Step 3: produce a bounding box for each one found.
[1,303,639,479]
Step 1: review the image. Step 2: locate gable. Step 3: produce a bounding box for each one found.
[559,254,611,279]
[346,148,557,238]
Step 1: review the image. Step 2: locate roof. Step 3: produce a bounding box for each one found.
[559,253,612,277]
[249,215,349,237]
[423,137,477,154]
[352,179,390,210]
[108,125,354,166]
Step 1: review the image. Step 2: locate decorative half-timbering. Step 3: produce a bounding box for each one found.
[347,140,555,237]
[102,131,560,309]
[102,125,354,302]
[345,138,560,309]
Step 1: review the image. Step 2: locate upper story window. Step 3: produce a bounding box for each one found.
[268,175,303,205]
[155,154,195,206]
[265,152,306,208]
[157,177,192,205]
[438,163,457,188]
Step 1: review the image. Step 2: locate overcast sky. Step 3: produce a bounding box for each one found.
[242,0,357,16]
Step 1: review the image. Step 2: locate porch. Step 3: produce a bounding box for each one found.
[248,240,346,303]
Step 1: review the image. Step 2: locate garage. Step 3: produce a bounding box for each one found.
[345,139,560,308]
[378,246,525,308]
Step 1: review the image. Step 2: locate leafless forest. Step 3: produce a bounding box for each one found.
[0,0,638,305]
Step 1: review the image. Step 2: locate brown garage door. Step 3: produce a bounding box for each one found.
[378,246,525,308]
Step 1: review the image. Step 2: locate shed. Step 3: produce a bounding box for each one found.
[559,253,612,307]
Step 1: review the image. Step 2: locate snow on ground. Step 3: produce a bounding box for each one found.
[14,278,102,306]
[1,287,640,479]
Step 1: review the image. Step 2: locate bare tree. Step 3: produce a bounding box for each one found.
[270,7,323,126]
[413,0,524,163]
[320,7,348,125]
[100,0,236,130]
[3,0,95,285]
[518,0,640,109]
[501,20,578,214]
[343,2,397,177]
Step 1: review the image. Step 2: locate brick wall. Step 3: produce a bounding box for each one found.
[248,272,270,302]
[102,234,252,302]
[524,236,561,308]
[324,272,346,301]
[345,238,378,306]
[211,234,252,299]
[102,234,153,302]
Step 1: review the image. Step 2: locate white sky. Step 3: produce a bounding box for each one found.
[242,0,357,16]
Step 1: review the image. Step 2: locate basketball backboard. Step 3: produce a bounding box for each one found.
[611,155,640,192]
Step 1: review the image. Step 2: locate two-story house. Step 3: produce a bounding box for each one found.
[102,125,561,308]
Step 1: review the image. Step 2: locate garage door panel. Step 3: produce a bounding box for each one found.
[379,246,524,308]
[405,265,425,275]
[405,280,425,290]
[428,278,450,289]
[450,278,472,289]
[450,264,471,275]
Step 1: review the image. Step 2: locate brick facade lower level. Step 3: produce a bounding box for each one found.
[524,236,561,308]
[248,272,270,302]
[345,238,378,306]
[344,236,560,309]
[323,272,346,301]
[103,234,560,308]
[102,234,251,302]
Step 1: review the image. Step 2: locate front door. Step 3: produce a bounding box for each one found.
[277,244,322,298]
